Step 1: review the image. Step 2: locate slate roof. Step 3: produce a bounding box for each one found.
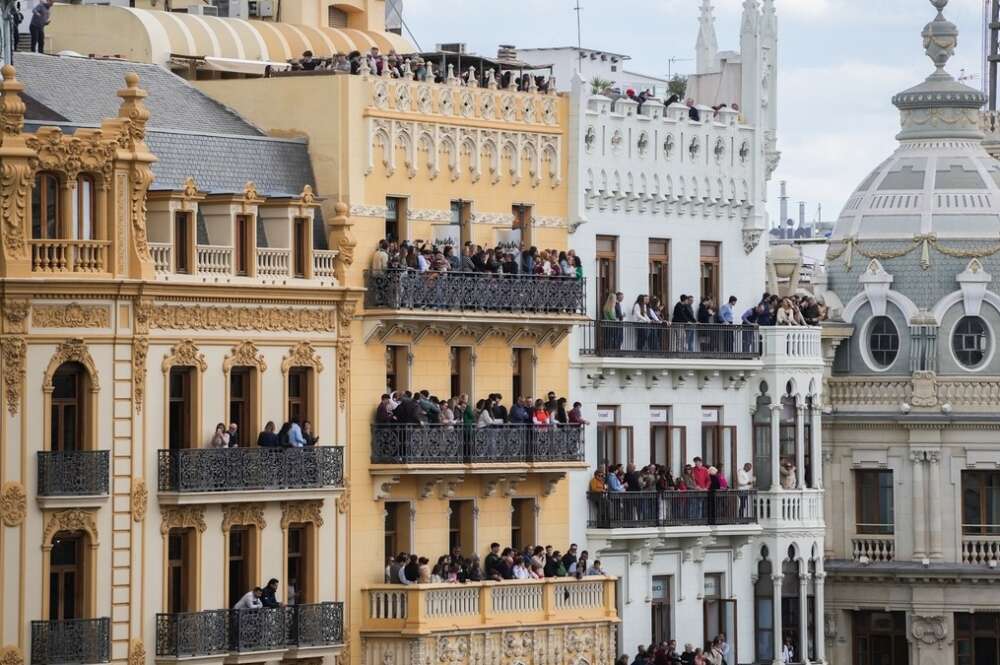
[13,52,262,136]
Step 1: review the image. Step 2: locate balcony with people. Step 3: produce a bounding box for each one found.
[365,238,586,317]
[371,391,586,473]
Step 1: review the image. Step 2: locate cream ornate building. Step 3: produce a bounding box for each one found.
[822,2,1000,664]
[0,53,352,665]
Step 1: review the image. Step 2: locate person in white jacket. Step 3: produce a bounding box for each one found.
[233,587,263,610]
[631,294,651,350]
[476,400,497,428]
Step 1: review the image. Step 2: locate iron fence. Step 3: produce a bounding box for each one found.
[158,446,344,492]
[587,490,758,529]
[31,618,110,665]
[364,269,586,314]
[579,321,761,359]
[37,450,110,497]
[371,424,584,464]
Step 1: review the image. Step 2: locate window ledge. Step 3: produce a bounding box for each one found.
[158,487,343,505]
[36,494,109,510]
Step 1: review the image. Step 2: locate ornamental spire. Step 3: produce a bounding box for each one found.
[696,0,719,74]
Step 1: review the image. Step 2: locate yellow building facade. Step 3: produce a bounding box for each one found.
[0,57,354,665]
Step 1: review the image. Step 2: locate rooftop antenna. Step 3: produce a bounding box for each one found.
[667,56,693,79]
[574,0,583,71]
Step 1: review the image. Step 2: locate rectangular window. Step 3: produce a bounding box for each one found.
[700,242,720,305]
[955,612,1000,665]
[596,236,618,313]
[450,347,473,398]
[512,204,533,248]
[648,239,670,308]
[327,5,347,27]
[32,173,60,240]
[385,197,407,242]
[286,524,314,605]
[853,611,909,665]
[386,346,410,393]
[51,368,82,452]
[168,367,193,451]
[650,409,685,477]
[167,528,196,613]
[701,407,737,482]
[174,212,191,274]
[234,215,253,276]
[229,368,253,446]
[287,368,311,425]
[72,176,95,241]
[596,408,633,468]
[962,470,1000,535]
[651,575,672,646]
[448,499,475,557]
[49,535,82,620]
[512,349,534,402]
[228,527,257,608]
[511,498,536,551]
[450,200,472,246]
[293,217,308,278]
[383,502,411,570]
[855,470,894,534]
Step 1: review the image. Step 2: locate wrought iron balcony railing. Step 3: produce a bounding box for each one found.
[364,269,586,314]
[155,603,344,658]
[587,490,758,529]
[31,618,111,665]
[37,450,110,497]
[158,446,344,493]
[579,321,762,360]
[371,424,585,465]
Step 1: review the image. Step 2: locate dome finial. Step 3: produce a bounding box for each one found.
[923,0,957,74]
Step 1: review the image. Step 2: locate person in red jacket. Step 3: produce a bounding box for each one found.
[691,456,711,489]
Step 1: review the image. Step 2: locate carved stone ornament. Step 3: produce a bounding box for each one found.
[1,337,25,415]
[130,478,148,523]
[0,481,27,527]
[281,500,324,529]
[223,341,267,373]
[43,508,98,546]
[0,646,23,665]
[957,258,991,316]
[222,503,267,532]
[910,371,939,408]
[742,228,763,254]
[161,340,207,373]
[44,339,100,391]
[337,338,352,409]
[3,300,29,333]
[149,305,338,333]
[860,259,894,316]
[160,505,207,535]
[338,301,357,331]
[281,341,324,374]
[32,304,111,328]
[911,614,948,645]
[240,181,264,212]
[127,640,145,665]
[336,477,350,514]
[132,337,148,412]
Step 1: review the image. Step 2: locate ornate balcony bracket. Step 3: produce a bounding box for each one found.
[373,474,401,501]
[418,477,463,501]
[502,475,527,498]
[541,472,566,497]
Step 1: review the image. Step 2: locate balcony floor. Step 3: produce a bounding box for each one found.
[586,523,762,542]
[157,486,344,505]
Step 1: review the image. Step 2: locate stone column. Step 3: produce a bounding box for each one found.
[813,571,827,663]
[771,574,783,665]
[928,451,943,560]
[795,405,806,489]
[911,451,927,561]
[770,405,782,491]
[810,404,823,489]
[798,573,810,664]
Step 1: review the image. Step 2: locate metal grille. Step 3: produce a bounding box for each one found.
[158,447,344,492]
[371,424,585,464]
[364,270,586,314]
[37,450,110,496]
[579,321,762,359]
[155,603,344,657]
[31,618,111,665]
[587,490,758,528]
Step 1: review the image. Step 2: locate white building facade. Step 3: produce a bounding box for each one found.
[565,2,827,663]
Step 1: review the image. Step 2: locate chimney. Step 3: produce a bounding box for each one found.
[798,201,806,228]
[779,181,788,230]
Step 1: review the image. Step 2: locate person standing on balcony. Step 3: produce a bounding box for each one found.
[585,559,606,576]
[233,587,263,610]
[287,418,307,447]
[737,463,755,518]
[29,0,53,53]
[780,460,797,489]
[607,465,626,492]
[568,402,589,425]
[484,543,501,577]
[210,423,229,447]
[509,397,530,424]
[631,295,651,351]
[491,394,508,422]
[401,555,420,584]
[260,579,282,607]
[226,423,240,447]
[375,394,396,424]
[256,422,279,447]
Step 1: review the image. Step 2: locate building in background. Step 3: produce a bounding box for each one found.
[821,2,1000,664]
[0,52,350,665]
[516,46,670,97]
[564,1,827,662]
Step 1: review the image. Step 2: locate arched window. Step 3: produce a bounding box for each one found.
[868,316,899,368]
[32,172,60,239]
[49,532,85,620]
[953,316,990,368]
[72,175,96,240]
[51,362,90,451]
[754,553,774,663]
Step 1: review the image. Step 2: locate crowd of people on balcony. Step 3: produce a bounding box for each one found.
[588,459,754,495]
[371,239,583,278]
[741,293,827,326]
[375,390,588,429]
[617,634,732,665]
[284,47,554,92]
[601,291,826,331]
[232,578,291,609]
[206,419,320,448]
[385,542,606,585]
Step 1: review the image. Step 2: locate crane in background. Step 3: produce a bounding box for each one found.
[987,0,999,109]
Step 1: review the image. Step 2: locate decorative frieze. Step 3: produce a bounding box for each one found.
[44,339,99,391]
[160,505,207,535]
[281,341,324,374]
[32,303,111,328]
[280,500,324,529]
[132,337,148,412]
[1,337,25,415]
[221,503,267,532]
[148,305,338,333]
[43,508,98,545]
[223,341,267,373]
[130,478,148,523]
[161,340,207,373]
[337,338,352,410]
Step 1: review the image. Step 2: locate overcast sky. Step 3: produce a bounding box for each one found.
[403,0,986,227]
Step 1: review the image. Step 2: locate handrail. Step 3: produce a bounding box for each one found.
[158,446,344,492]
[371,423,584,464]
[587,490,758,528]
[579,320,761,359]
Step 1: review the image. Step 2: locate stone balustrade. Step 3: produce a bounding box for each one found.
[754,489,824,529]
[760,326,823,367]
[29,239,110,273]
[362,578,617,634]
[960,535,1000,565]
[195,244,233,274]
[851,535,895,562]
